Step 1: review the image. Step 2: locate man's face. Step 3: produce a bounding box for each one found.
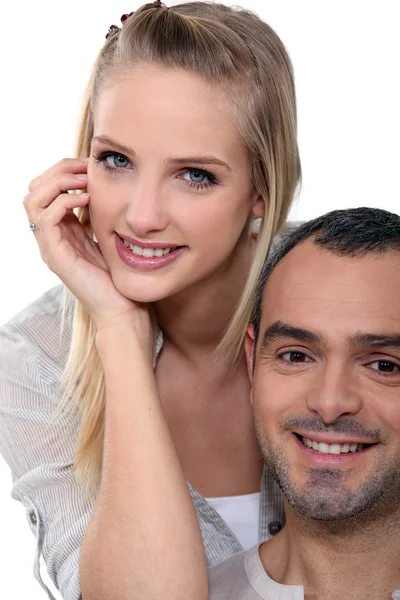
[247,240,400,521]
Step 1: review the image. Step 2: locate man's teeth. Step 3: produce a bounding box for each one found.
[301,436,366,454]
[123,239,173,257]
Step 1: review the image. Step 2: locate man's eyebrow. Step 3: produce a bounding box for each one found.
[91,135,231,171]
[350,333,400,350]
[260,321,321,351]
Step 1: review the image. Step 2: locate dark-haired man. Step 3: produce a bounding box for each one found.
[209,207,400,599]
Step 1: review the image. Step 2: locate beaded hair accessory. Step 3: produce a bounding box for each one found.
[106,1,166,39]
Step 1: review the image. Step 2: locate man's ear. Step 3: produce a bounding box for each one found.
[244,324,255,406]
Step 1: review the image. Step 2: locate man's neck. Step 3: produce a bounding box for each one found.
[259,506,400,599]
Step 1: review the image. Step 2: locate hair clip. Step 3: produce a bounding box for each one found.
[105,24,120,40]
[105,11,134,39]
[120,11,134,23]
[105,3,166,39]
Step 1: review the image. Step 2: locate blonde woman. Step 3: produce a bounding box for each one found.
[0,2,300,599]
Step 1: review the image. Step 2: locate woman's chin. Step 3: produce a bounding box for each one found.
[112,276,170,305]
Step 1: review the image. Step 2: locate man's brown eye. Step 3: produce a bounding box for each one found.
[369,360,400,373]
[290,352,306,362]
[280,351,309,363]
[379,361,397,372]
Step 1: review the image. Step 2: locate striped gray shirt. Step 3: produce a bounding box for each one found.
[0,284,284,600]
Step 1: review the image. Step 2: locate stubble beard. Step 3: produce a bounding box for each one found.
[253,413,400,529]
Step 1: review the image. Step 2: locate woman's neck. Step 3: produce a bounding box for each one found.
[153,234,254,360]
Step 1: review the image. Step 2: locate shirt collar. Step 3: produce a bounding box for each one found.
[244,545,304,600]
[245,545,400,600]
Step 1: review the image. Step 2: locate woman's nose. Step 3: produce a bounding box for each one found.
[125,180,169,235]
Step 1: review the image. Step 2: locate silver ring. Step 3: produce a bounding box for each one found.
[29,223,40,232]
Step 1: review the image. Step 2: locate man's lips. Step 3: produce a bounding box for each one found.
[293,431,379,446]
[293,432,378,458]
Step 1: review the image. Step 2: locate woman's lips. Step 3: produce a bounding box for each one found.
[116,232,178,249]
[115,233,187,271]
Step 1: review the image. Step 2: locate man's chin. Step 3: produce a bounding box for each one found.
[268,457,394,523]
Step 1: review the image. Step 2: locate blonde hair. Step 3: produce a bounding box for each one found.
[54,1,301,501]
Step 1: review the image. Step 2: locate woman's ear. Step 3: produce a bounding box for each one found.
[252,194,265,219]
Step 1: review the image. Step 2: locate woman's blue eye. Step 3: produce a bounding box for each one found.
[93,152,217,189]
[106,154,130,169]
[93,151,131,171]
[186,170,208,184]
[181,169,216,187]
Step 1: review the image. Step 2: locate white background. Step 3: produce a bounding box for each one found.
[0,1,399,598]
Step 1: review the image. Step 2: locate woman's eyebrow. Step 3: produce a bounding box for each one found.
[92,135,231,171]
[166,157,231,171]
[92,135,134,157]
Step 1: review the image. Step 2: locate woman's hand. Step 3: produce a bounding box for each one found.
[23,158,151,342]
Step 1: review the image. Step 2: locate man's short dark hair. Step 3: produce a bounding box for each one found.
[253,207,400,354]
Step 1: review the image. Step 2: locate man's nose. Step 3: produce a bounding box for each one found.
[306,360,363,423]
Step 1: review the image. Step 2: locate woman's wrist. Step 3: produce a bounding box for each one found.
[95,319,153,365]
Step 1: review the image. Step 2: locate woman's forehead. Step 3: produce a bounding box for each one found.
[93,66,248,164]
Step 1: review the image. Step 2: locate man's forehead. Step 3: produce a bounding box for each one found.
[260,241,400,335]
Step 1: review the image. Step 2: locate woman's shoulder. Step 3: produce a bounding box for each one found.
[0,284,71,388]
[3,283,66,330]
[0,285,89,600]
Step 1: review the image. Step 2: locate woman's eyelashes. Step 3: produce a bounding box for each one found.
[92,150,219,190]
[178,168,218,190]
[95,151,131,171]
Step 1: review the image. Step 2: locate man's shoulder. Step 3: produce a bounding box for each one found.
[208,548,262,600]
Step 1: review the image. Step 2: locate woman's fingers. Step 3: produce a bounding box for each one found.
[36,192,90,269]
[23,172,88,222]
[28,157,89,193]
[23,158,150,332]
[38,192,90,233]
[22,161,91,264]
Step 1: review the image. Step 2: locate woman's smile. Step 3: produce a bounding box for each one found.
[88,64,260,302]
[115,232,188,271]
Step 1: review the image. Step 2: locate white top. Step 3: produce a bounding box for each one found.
[209,544,400,600]
[205,492,261,550]
[209,544,304,600]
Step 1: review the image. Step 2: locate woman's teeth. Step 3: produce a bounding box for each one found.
[301,436,367,454]
[123,239,172,257]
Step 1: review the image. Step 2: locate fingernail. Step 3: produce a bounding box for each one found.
[76,174,88,180]
[79,193,89,199]
[79,157,89,163]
